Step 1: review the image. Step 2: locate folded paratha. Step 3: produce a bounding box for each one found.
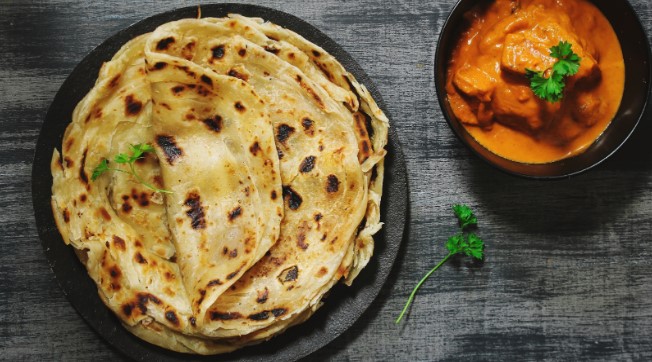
[51,14,388,355]
[145,47,284,327]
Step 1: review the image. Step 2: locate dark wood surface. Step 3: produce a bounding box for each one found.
[1,0,651,361]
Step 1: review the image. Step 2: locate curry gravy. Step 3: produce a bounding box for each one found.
[446,0,625,163]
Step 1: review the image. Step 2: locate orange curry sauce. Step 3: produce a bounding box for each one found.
[446,0,625,163]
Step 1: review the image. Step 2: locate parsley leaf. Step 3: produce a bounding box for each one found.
[129,143,154,162]
[453,204,477,229]
[91,143,172,194]
[91,159,109,181]
[552,57,580,77]
[445,233,466,254]
[526,40,581,103]
[526,69,564,103]
[464,233,484,259]
[551,41,581,77]
[396,205,485,324]
[550,40,573,59]
[114,153,130,164]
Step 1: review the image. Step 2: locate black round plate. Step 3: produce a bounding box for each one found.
[31,4,408,361]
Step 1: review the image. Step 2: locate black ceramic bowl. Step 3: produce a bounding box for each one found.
[435,0,652,179]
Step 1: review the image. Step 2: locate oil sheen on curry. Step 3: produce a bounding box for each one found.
[446,0,625,163]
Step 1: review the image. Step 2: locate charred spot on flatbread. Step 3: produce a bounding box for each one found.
[276,124,295,144]
[79,149,89,184]
[282,185,302,210]
[249,141,260,156]
[326,175,340,193]
[226,269,240,280]
[264,45,280,55]
[165,311,179,326]
[152,61,167,70]
[184,192,206,230]
[301,117,315,136]
[112,236,126,250]
[121,202,132,213]
[248,311,269,321]
[294,74,324,109]
[156,135,183,165]
[156,36,175,50]
[125,94,143,116]
[210,311,242,321]
[200,75,213,86]
[299,156,316,173]
[134,252,147,264]
[278,265,299,283]
[211,45,225,60]
[271,308,287,317]
[228,206,242,221]
[228,69,249,81]
[207,279,223,287]
[202,115,223,132]
[256,288,269,304]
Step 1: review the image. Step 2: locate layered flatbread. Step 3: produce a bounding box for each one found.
[51,14,388,354]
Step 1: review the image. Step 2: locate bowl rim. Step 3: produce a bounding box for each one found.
[434,0,652,180]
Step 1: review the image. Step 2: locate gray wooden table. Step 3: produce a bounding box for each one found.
[2,0,652,361]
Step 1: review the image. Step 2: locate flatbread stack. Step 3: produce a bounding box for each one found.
[50,14,388,354]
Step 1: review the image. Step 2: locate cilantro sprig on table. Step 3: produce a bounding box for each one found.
[395,205,484,324]
[91,143,172,194]
[525,41,581,103]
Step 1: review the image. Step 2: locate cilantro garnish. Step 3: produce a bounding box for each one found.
[525,41,581,103]
[91,143,171,194]
[395,204,485,324]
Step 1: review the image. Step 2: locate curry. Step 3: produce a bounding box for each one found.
[446,0,625,163]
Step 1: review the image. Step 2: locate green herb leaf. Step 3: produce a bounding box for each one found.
[139,143,154,152]
[114,153,130,164]
[464,233,484,260]
[551,41,581,77]
[128,143,154,162]
[453,204,477,229]
[526,69,564,103]
[445,233,465,254]
[552,57,580,77]
[91,143,171,194]
[526,40,581,103]
[91,159,109,181]
[396,205,485,324]
[550,40,573,59]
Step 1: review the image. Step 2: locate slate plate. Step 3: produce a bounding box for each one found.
[31,4,408,361]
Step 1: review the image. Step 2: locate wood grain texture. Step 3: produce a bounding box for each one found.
[1,0,651,361]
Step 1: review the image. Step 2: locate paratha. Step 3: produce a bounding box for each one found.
[50,14,388,355]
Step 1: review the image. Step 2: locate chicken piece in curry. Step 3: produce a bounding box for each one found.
[446,0,624,163]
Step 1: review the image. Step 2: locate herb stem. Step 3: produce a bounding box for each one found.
[395,252,454,324]
[105,167,130,175]
[128,162,172,194]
